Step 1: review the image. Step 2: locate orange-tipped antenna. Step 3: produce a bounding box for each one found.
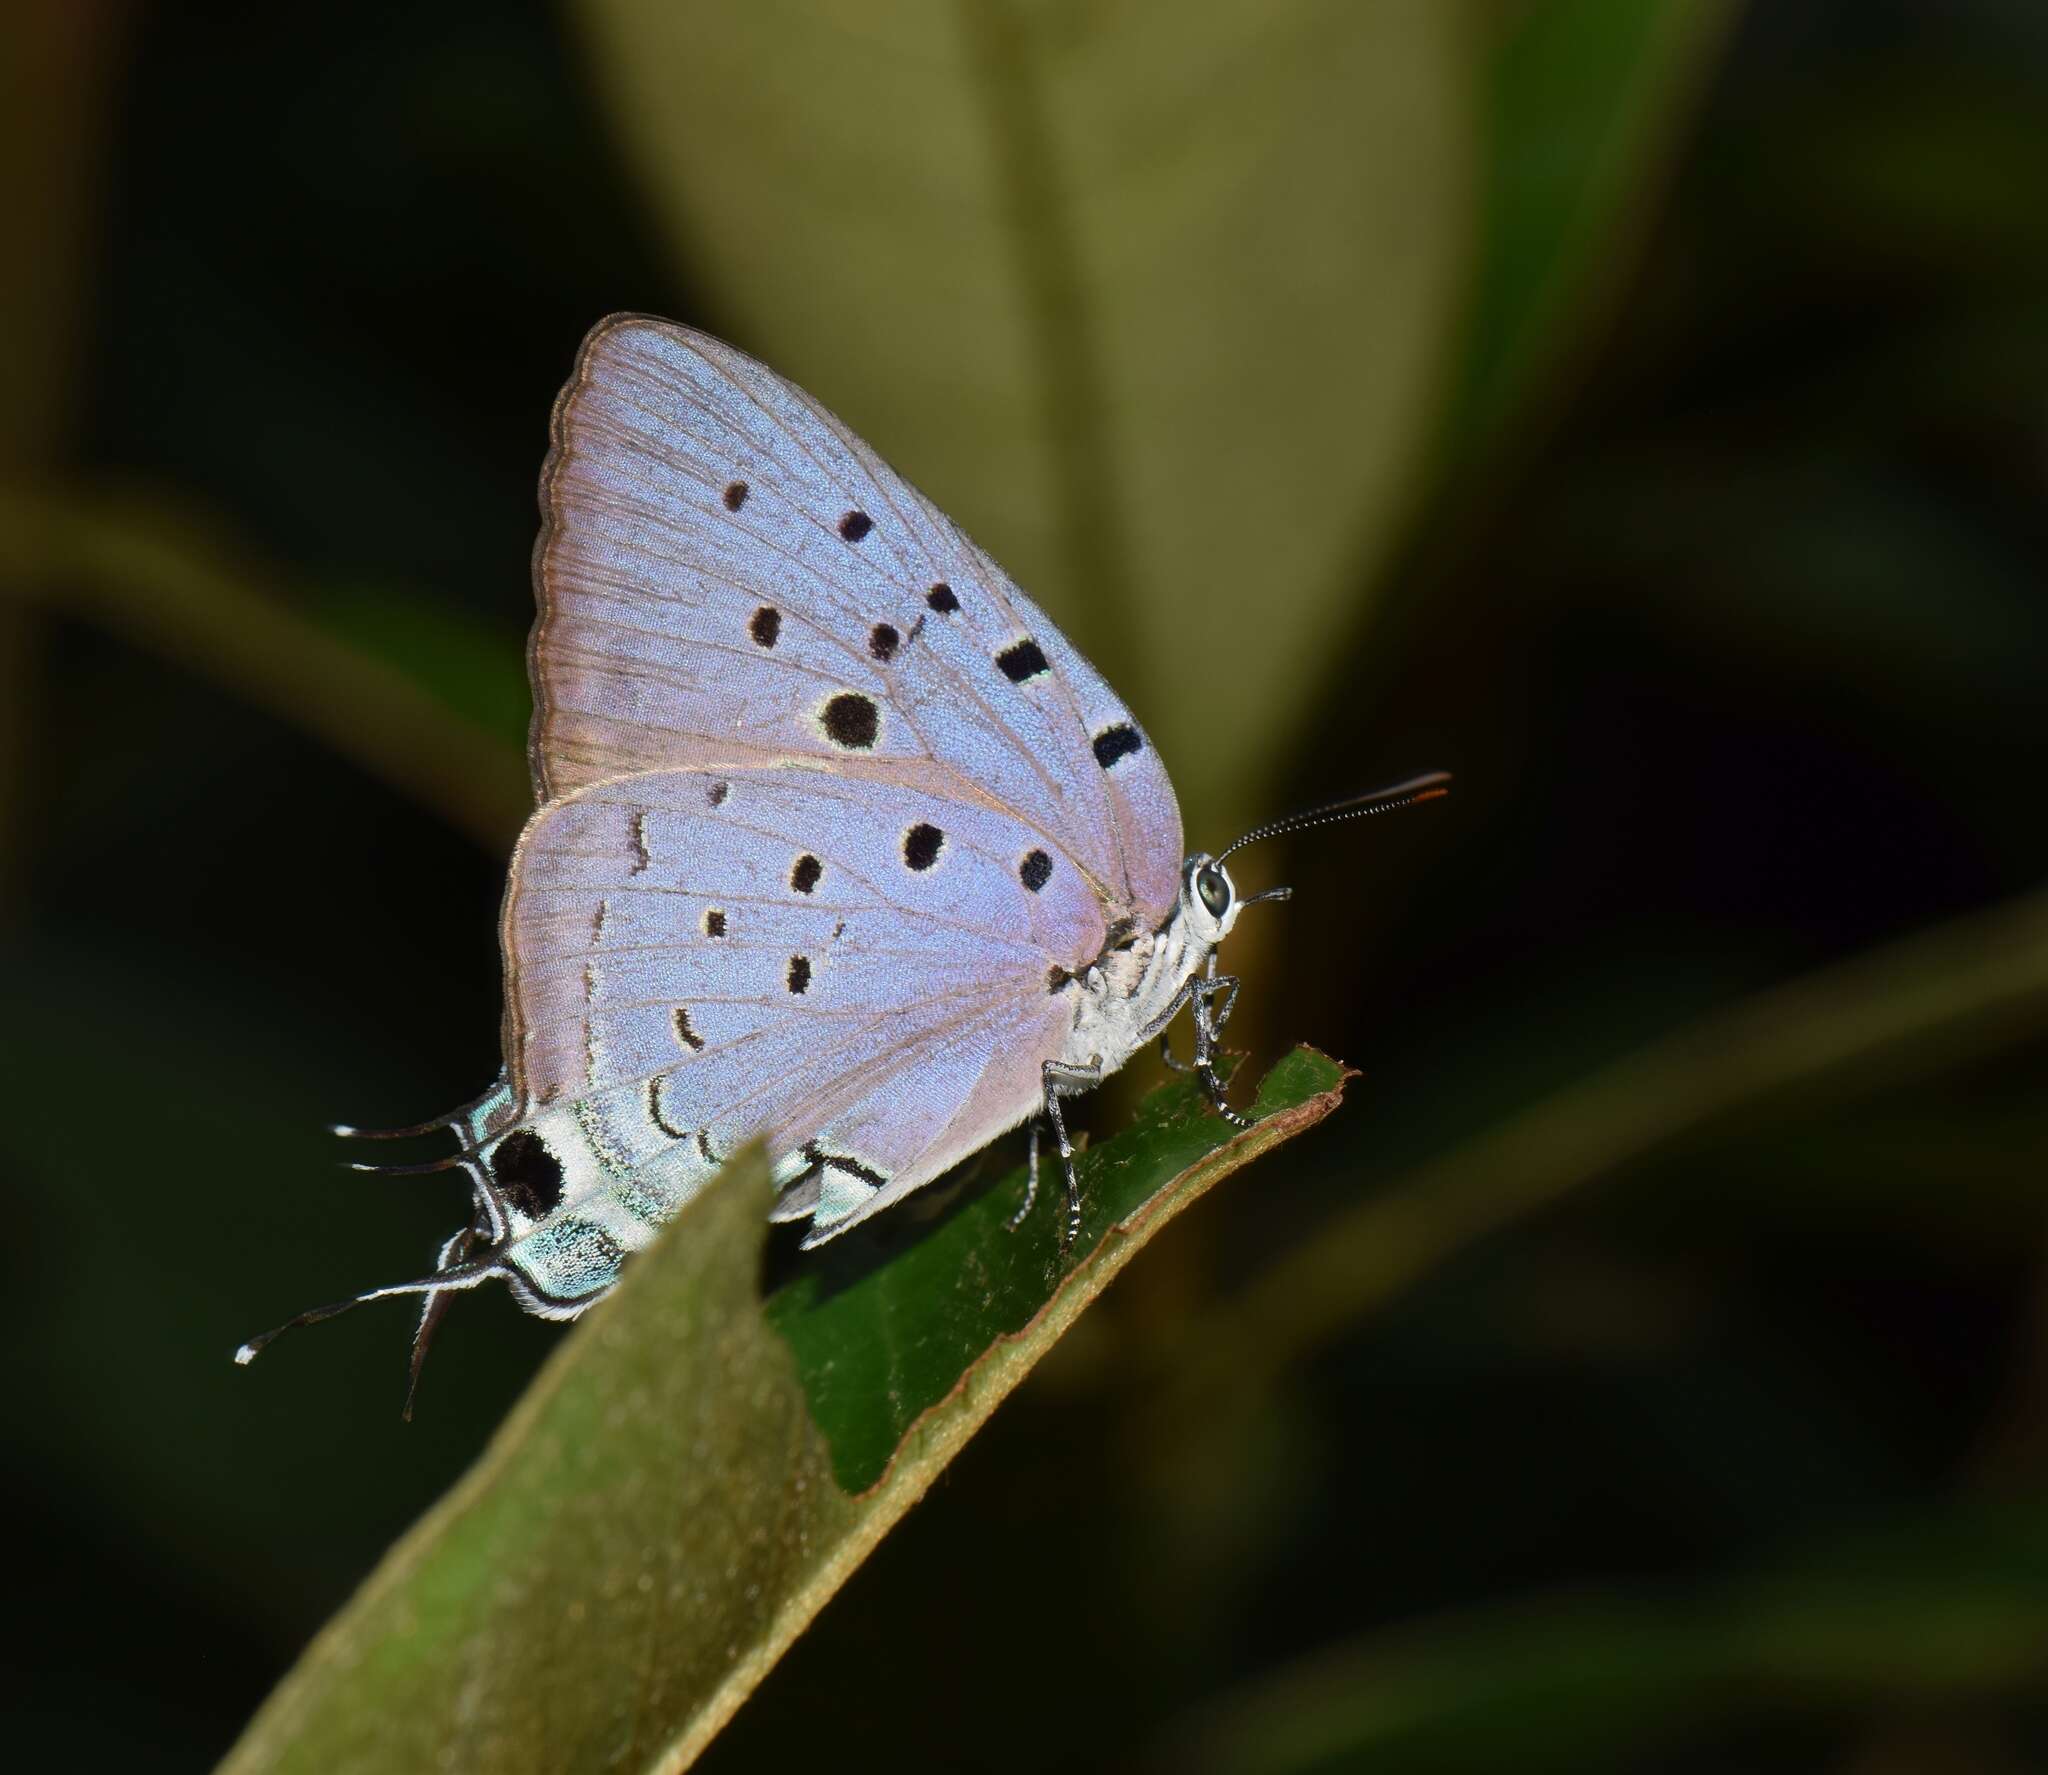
[1219,770,1451,861]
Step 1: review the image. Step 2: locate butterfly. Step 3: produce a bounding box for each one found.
[236,314,1447,1397]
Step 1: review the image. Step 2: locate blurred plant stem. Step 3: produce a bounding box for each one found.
[0,2,130,919]
[1152,1506,2048,1775]
[1168,881,2048,1413]
[0,485,529,850]
[957,0,1138,690]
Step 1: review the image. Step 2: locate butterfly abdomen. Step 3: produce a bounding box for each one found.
[450,1083,720,1316]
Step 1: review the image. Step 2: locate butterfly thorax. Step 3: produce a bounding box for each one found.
[1059,897,1210,1079]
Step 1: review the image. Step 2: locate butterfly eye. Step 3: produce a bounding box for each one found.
[1196,865,1231,920]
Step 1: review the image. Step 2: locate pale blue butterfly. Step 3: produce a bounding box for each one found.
[236,315,1448,1397]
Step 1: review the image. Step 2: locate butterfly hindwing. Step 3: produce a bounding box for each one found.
[498,764,1101,1235]
[532,314,1185,926]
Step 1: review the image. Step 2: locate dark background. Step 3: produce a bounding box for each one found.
[7,2,2048,1769]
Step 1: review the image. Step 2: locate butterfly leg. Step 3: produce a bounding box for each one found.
[1035,1058,1104,1249]
[1164,951,1241,1074]
[1199,952,1240,1035]
[1191,973,1250,1128]
[404,1220,480,1420]
[1008,1120,1043,1232]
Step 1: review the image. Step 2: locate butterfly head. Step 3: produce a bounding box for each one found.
[1179,854,1288,947]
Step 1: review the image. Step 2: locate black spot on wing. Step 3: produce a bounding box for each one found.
[672,1006,705,1052]
[703,907,726,938]
[868,622,900,662]
[790,853,822,894]
[838,510,872,541]
[1092,723,1143,769]
[997,638,1050,683]
[647,1077,689,1140]
[787,954,812,994]
[491,1128,563,1219]
[804,1141,888,1189]
[749,606,780,648]
[903,822,944,871]
[1019,849,1053,892]
[708,780,730,807]
[821,693,879,750]
[926,583,958,614]
[723,481,748,511]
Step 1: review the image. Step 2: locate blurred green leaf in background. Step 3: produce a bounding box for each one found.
[574,0,1474,831]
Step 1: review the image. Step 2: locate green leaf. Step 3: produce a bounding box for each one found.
[218,1048,1348,1775]
[1443,0,1738,467]
[570,0,1472,831]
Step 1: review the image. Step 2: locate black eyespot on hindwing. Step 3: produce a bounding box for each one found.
[838,510,872,542]
[903,822,944,871]
[708,780,730,807]
[1019,849,1053,892]
[749,605,781,648]
[790,853,822,894]
[869,622,900,662]
[672,1006,705,1052]
[821,692,880,750]
[926,583,959,614]
[723,481,748,511]
[1092,723,1143,769]
[996,638,1050,683]
[491,1128,564,1220]
[786,954,812,994]
[703,907,727,938]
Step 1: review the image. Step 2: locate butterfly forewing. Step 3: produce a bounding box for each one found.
[531,315,1184,924]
